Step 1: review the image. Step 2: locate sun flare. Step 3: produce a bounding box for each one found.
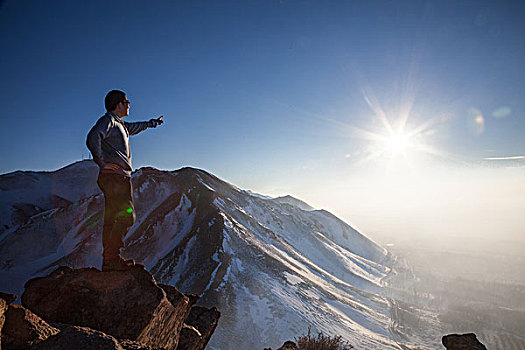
[385,133,411,155]
[338,105,448,173]
[327,86,451,174]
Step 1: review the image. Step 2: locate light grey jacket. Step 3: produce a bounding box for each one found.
[86,112,158,177]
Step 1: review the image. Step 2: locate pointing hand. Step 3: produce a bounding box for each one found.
[150,116,165,127]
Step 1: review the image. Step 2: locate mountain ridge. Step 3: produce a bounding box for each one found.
[0,160,420,349]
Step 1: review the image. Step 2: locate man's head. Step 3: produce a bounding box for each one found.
[105,90,130,118]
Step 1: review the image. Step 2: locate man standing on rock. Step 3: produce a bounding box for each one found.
[86,90,164,271]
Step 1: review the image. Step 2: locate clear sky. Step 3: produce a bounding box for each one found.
[1,1,524,251]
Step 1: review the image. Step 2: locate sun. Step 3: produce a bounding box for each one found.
[384,132,411,155]
[326,86,449,172]
[338,109,446,172]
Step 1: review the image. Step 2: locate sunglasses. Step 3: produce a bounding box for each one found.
[121,100,131,105]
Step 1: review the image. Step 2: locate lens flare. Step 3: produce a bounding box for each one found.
[468,107,485,135]
[475,115,484,124]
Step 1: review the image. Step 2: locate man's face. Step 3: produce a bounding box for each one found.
[116,96,130,118]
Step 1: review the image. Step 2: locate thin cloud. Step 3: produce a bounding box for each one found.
[484,156,525,160]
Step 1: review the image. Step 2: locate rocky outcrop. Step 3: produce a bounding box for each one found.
[30,325,124,350]
[159,284,221,350]
[0,292,18,305]
[176,306,220,350]
[1,265,221,350]
[0,293,18,349]
[159,284,196,316]
[119,339,167,350]
[277,341,299,350]
[159,283,220,350]
[263,340,299,350]
[1,298,7,349]
[22,265,189,349]
[34,324,167,350]
[177,325,202,350]
[442,333,488,350]
[1,304,59,349]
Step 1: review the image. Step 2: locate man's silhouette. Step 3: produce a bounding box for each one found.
[86,90,164,271]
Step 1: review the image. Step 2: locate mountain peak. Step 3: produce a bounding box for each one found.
[273,195,315,211]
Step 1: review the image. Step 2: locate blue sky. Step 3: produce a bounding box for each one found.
[1,1,524,247]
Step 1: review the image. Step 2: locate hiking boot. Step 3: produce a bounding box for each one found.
[102,256,136,272]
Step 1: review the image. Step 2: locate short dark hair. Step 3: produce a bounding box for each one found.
[105,90,126,111]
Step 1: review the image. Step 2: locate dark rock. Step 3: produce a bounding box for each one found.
[2,304,59,349]
[176,324,201,350]
[120,339,167,350]
[159,284,197,313]
[185,294,200,308]
[442,333,488,350]
[176,306,220,350]
[31,324,166,350]
[30,324,123,350]
[0,292,18,304]
[1,298,7,349]
[22,265,190,349]
[278,340,299,350]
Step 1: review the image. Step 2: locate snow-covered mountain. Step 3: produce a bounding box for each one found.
[0,161,426,349]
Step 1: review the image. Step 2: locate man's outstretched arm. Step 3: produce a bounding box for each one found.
[124,116,165,135]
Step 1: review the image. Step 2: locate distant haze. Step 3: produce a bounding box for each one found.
[270,162,525,282]
[245,160,523,266]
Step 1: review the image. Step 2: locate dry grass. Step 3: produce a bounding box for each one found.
[296,327,354,350]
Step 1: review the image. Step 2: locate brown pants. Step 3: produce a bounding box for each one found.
[97,173,136,260]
